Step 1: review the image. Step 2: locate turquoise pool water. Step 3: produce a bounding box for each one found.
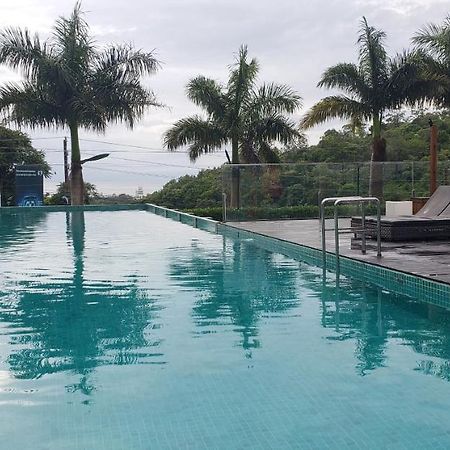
[1,210,450,449]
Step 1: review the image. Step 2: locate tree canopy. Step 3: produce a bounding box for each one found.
[149,111,450,214]
[0,3,161,204]
[413,16,450,108]
[164,45,301,207]
[164,45,302,165]
[301,17,423,198]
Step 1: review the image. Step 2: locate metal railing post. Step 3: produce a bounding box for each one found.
[222,193,227,222]
[376,199,381,258]
[320,199,327,270]
[356,164,360,196]
[361,201,366,254]
[334,200,340,271]
[320,196,382,277]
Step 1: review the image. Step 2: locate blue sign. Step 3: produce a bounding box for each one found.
[15,165,44,207]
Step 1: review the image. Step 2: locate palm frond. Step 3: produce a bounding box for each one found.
[249,83,302,116]
[95,44,160,79]
[52,2,92,54]
[301,95,369,129]
[252,113,299,144]
[164,115,226,161]
[413,17,450,61]
[89,49,161,131]
[91,80,159,130]
[385,51,436,107]
[238,141,260,164]
[358,17,388,89]
[257,141,280,163]
[228,44,259,118]
[52,2,93,86]
[411,17,450,108]
[186,76,225,119]
[318,63,369,99]
[0,27,48,80]
[0,82,64,128]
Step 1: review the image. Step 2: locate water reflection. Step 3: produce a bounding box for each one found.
[169,237,301,356]
[0,210,47,249]
[320,274,450,377]
[0,211,162,392]
[3,210,450,390]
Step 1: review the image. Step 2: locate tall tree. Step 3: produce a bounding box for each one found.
[301,17,419,198]
[164,45,302,207]
[0,3,160,205]
[413,16,450,107]
[0,126,50,206]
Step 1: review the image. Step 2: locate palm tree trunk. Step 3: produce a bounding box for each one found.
[369,115,386,199]
[230,135,240,209]
[69,122,84,205]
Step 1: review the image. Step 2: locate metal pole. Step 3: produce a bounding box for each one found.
[335,276,340,331]
[222,193,227,222]
[361,201,366,254]
[376,199,381,258]
[63,137,69,185]
[356,164,360,196]
[334,200,340,272]
[321,200,327,270]
[411,161,415,198]
[430,123,438,195]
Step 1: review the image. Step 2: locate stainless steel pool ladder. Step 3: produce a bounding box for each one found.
[320,196,381,272]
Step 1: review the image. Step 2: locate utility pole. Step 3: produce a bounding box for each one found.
[429,119,438,195]
[63,137,69,185]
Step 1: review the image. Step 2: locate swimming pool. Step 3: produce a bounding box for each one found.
[1,209,450,449]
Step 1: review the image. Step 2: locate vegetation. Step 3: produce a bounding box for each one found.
[301,17,422,199]
[144,169,222,210]
[45,182,140,205]
[91,193,137,205]
[413,17,450,108]
[164,45,302,207]
[0,126,50,206]
[45,182,99,205]
[148,111,450,219]
[0,3,160,205]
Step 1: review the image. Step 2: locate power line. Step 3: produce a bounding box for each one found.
[39,149,217,170]
[31,137,65,140]
[77,138,227,157]
[36,147,221,155]
[79,138,168,151]
[39,148,192,154]
[107,155,214,170]
[50,162,181,178]
[82,165,174,178]
[0,136,64,142]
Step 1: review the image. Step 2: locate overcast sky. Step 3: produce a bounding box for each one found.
[0,0,449,194]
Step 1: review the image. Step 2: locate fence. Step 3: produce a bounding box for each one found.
[222,161,450,221]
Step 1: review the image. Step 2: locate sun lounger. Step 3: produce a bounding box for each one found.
[351,186,450,241]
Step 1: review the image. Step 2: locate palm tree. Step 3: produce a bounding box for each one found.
[164,45,302,208]
[0,3,160,204]
[413,17,450,107]
[301,17,419,199]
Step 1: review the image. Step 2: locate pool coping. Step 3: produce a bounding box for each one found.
[0,204,147,213]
